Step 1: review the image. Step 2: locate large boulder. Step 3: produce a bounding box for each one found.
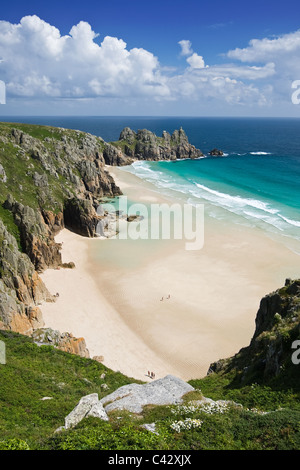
[61,393,108,431]
[100,375,194,414]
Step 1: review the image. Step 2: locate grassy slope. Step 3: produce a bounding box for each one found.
[0,330,139,450]
[0,330,299,451]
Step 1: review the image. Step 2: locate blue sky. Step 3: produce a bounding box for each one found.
[1,0,300,116]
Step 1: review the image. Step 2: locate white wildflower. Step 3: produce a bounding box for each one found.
[170,418,203,432]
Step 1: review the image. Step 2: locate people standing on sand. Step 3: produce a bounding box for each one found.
[160,295,171,301]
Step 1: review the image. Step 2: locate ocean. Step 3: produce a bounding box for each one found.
[2,115,300,251]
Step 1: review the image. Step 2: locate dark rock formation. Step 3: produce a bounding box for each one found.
[208,279,300,384]
[63,197,100,238]
[4,195,63,272]
[103,143,133,166]
[0,219,52,335]
[209,148,224,156]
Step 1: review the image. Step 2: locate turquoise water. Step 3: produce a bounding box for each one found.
[122,152,300,247]
[2,116,300,248]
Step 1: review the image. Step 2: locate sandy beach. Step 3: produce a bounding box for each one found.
[40,165,300,382]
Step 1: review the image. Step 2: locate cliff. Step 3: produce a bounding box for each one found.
[0,122,122,347]
[208,278,300,387]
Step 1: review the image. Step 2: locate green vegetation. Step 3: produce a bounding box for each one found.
[0,330,138,450]
[0,122,64,141]
[0,205,21,249]
[110,139,137,153]
[0,123,69,218]
[0,330,299,450]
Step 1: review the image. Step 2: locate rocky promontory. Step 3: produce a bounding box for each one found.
[107,126,203,164]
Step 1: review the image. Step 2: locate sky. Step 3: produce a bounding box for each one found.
[1,0,300,116]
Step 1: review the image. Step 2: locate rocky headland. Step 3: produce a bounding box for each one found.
[107,126,204,164]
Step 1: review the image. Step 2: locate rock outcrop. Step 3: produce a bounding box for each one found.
[100,375,194,413]
[0,219,51,335]
[209,148,224,156]
[0,164,7,182]
[56,375,194,431]
[56,393,109,432]
[3,195,63,272]
[107,127,203,164]
[32,327,90,358]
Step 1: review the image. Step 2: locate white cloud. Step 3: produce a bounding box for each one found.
[199,62,276,80]
[0,15,168,99]
[227,30,300,63]
[0,16,297,113]
[178,39,193,56]
[186,53,206,69]
[168,69,269,106]
[226,30,300,107]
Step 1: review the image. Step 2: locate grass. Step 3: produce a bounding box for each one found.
[0,330,299,450]
[0,205,21,250]
[0,330,139,450]
[0,122,64,141]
